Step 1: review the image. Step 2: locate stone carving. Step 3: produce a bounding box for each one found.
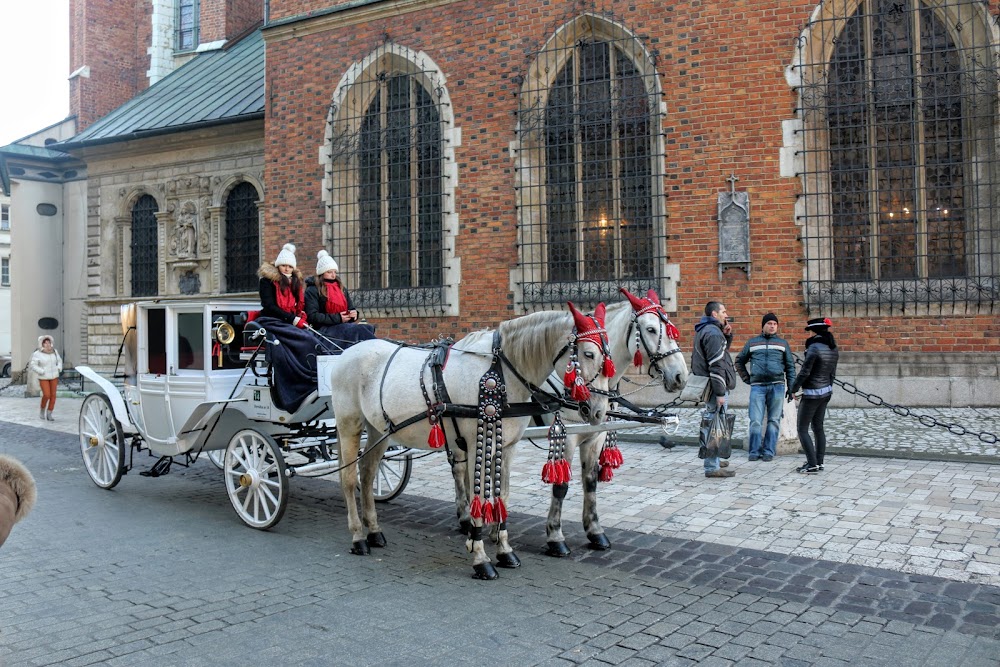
[717,174,751,279]
[179,270,201,295]
[172,202,199,258]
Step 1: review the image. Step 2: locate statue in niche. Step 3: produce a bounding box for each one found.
[172,202,198,258]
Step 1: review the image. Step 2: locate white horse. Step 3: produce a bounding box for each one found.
[542,287,688,556]
[328,303,613,579]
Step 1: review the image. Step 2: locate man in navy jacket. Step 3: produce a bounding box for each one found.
[734,313,796,462]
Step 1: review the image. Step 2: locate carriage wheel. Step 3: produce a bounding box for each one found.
[78,393,126,490]
[372,445,412,503]
[206,449,225,470]
[224,429,289,530]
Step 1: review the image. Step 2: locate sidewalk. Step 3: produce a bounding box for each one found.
[1,391,998,585]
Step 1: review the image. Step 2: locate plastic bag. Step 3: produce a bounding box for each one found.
[698,406,735,459]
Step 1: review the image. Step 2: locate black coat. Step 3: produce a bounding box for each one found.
[790,339,839,393]
[304,277,357,327]
[257,262,304,324]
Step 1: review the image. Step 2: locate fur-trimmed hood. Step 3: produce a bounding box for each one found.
[0,454,36,523]
[37,335,55,350]
[258,262,303,284]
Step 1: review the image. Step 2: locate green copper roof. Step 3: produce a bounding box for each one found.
[62,29,264,148]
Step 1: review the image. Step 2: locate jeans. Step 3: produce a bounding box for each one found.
[701,392,728,472]
[797,393,832,467]
[748,382,784,459]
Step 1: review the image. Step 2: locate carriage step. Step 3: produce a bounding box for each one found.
[139,456,173,477]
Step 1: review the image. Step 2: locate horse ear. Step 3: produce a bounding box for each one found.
[620,288,645,311]
[594,302,607,325]
[567,301,590,333]
[646,288,661,305]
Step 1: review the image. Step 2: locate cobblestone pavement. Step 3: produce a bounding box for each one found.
[0,420,998,667]
[1,392,1000,666]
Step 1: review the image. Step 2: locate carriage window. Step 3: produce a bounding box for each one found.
[146,308,167,375]
[176,312,204,370]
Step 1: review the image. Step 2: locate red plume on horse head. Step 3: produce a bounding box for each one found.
[566,302,615,381]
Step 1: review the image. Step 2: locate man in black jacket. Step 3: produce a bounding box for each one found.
[735,313,796,462]
[691,301,737,478]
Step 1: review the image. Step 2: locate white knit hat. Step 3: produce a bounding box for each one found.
[316,250,339,275]
[275,243,297,268]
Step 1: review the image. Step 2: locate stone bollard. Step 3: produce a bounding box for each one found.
[25,368,41,399]
[776,399,800,455]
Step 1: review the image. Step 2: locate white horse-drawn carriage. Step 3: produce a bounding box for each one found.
[75,299,411,529]
[76,291,688,579]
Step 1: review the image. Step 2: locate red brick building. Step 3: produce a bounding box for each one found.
[39,0,1000,404]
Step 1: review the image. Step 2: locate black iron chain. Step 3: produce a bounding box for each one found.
[790,353,998,446]
[0,362,30,395]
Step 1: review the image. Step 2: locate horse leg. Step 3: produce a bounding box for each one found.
[580,431,611,550]
[447,442,472,535]
[493,443,521,569]
[336,416,369,555]
[544,433,578,557]
[466,521,498,580]
[358,429,391,549]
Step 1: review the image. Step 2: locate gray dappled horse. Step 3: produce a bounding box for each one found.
[542,288,688,556]
[327,303,613,579]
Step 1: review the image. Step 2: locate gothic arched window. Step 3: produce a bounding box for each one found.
[131,195,159,297]
[224,182,260,293]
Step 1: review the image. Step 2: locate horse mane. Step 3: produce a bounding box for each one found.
[453,310,572,383]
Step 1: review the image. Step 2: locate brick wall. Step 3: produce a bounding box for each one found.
[262,0,999,353]
[69,0,151,130]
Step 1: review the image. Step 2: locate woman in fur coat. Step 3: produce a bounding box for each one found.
[258,243,307,327]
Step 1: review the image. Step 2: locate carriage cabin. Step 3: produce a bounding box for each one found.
[117,300,262,452]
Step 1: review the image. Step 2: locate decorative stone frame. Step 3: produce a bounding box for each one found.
[321,42,460,318]
[783,0,1000,316]
[115,187,165,297]
[510,13,678,313]
[213,174,265,294]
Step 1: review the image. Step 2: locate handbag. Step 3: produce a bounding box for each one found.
[698,406,735,459]
[679,374,711,403]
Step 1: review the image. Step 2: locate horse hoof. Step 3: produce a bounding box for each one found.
[587,533,611,551]
[366,532,387,548]
[496,552,521,569]
[350,540,371,556]
[544,541,571,558]
[458,519,473,536]
[472,563,499,580]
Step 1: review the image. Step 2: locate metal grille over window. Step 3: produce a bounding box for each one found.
[325,45,447,315]
[514,16,668,308]
[792,0,1000,314]
[131,194,159,297]
[224,182,260,293]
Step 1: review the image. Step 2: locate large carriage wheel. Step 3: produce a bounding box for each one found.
[372,445,412,503]
[78,393,126,490]
[224,429,289,530]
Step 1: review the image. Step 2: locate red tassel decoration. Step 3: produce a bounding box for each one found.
[633,348,643,368]
[571,379,590,402]
[599,465,614,482]
[495,498,508,522]
[428,423,446,449]
[560,459,572,482]
[603,357,616,378]
[541,460,554,483]
[599,445,623,469]
[563,367,577,389]
[483,500,495,525]
[470,495,483,519]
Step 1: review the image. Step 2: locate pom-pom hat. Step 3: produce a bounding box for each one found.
[805,317,832,331]
[316,250,339,275]
[275,243,297,268]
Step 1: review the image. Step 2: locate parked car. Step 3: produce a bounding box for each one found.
[0,354,10,378]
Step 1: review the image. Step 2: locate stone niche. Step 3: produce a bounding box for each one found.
[164,177,214,295]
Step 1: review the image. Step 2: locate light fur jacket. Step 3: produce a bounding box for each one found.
[29,336,63,381]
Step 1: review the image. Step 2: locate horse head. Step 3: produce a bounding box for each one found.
[619,287,688,392]
[565,302,614,425]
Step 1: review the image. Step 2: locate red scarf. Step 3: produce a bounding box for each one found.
[324,281,348,315]
[274,281,302,314]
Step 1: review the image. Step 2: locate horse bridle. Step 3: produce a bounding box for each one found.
[627,302,682,380]
[551,315,615,396]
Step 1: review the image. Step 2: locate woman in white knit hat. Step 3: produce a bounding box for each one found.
[304,249,376,348]
[29,335,63,421]
[258,243,307,327]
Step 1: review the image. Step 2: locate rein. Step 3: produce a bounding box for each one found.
[626,304,682,380]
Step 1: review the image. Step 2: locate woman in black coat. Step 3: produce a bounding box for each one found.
[789,317,840,474]
[304,250,376,349]
[258,243,306,327]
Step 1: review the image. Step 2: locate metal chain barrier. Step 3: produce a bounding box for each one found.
[0,362,30,395]
[789,353,999,446]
